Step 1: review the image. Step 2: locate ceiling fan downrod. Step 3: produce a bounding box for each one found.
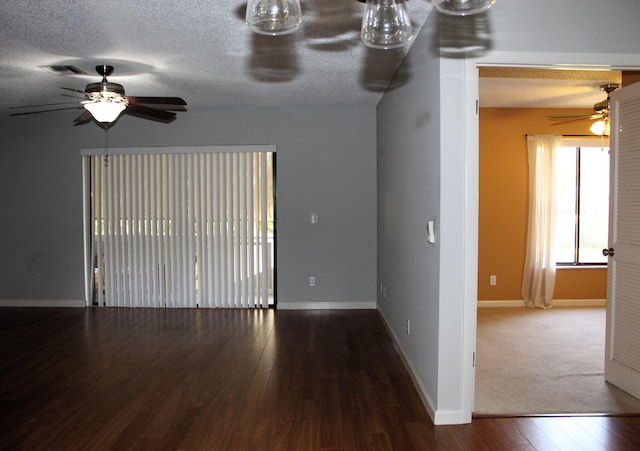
[85,65,126,98]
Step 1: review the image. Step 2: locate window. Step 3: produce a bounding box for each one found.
[555,140,609,265]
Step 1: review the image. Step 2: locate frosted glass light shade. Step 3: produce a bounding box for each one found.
[431,0,496,16]
[246,0,302,36]
[361,0,413,49]
[590,119,610,136]
[84,100,127,123]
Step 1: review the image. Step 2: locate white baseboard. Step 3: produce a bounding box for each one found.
[377,308,438,424]
[0,299,86,308]
[277,301,376,310]
[477,299,606,308]
[433,409,467,425]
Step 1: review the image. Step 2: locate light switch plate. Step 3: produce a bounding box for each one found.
[427,220,436,243]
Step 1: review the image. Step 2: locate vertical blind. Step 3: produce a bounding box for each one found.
[84,148,273,308]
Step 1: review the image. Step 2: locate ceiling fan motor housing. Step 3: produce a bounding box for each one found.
[85,81,126,98]
[594,98,609,113]
[594,83,619,113]
[85,65,127,101]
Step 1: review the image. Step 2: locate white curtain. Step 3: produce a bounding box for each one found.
[85,149,273,308]
[522,135,560,309]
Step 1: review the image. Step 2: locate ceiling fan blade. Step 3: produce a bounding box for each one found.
[125,104,177,123]
[9,105,84,116]
[127,96,186,106]
[9,101,81,110]
[61,87,89,95]
[548,114,593,119]
[126,96,187,112]
[549,116,593,125]
[61,93,87,101]
[132,104,186,112]
[73,110,94,126]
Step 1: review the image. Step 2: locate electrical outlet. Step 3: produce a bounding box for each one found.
[490,275,497,286]
[380,283,389,300]
[309,276,316,287]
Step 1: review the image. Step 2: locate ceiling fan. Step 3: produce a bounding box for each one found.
[548,83,619,134]
[9,65,187,126]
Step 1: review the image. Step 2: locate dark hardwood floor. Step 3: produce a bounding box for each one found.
[1,307,639,450]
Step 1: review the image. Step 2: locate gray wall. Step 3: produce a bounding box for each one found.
[0,106,377,306]
[487,0,640,54]
[376,13,441,412]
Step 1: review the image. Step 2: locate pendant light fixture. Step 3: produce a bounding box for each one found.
[84,99,127,123]
[360,0,413,49]
[246,0,302,35]
[589,84,617,136]
[590,119,610,136]
[431,0,495,16]
[81,65,128,123]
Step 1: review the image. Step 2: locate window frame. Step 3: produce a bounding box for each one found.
[555,137,609,268]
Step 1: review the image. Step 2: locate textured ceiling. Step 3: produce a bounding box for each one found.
[0,0,432,114]
[0,1,620,120]
[479,67,622,109]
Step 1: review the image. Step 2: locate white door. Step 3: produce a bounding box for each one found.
[604,81,640,399]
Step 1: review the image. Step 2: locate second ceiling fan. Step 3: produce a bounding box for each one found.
[548,83,619,135]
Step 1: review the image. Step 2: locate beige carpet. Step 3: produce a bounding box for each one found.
[474,306,640,415]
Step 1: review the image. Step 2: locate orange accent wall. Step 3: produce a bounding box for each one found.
[478,107,608,301]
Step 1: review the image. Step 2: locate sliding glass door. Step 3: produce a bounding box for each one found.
[82,146,275,308]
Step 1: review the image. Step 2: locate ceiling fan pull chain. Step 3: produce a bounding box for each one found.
[103,124,109,167]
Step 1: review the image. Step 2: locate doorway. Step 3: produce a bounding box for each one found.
[472,64,640,415]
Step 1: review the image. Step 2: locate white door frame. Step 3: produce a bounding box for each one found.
[454,51,640,422]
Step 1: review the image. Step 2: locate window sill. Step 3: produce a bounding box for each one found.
[556,265,608,270]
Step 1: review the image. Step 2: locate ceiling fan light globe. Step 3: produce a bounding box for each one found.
[361,0,413,50]
[246,0,302,35]
[84,100,127,123]
[431,0,496,16]
[589,119,608,136]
